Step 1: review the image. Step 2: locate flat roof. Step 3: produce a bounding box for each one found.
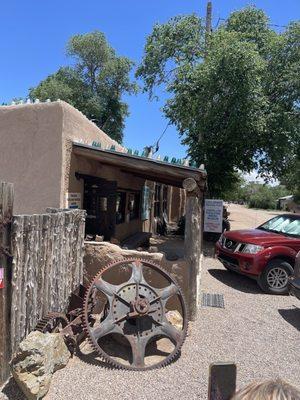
[73,142,206,188]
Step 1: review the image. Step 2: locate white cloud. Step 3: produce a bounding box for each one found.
[242,170,279,186]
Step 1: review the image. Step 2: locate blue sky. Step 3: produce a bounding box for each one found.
[1,0,299,159]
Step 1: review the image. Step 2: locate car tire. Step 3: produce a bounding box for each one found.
[258,259,294,294]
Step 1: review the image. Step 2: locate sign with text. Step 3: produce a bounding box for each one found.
[66,193,81,209]
[204,199,223,233]
[0,268,4,289]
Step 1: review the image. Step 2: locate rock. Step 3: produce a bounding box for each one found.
[11,331,70,400]
[110,237,120,245]
[148,246,159,253]
[166,252,179,261]
[166,310,183,330]
[95,235,104,242]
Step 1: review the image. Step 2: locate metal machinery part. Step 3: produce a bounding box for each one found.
[36,285,96,355]
[83,258,188,370]
[36,312,69,334]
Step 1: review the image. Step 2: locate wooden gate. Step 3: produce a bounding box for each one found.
[0,182,86,384]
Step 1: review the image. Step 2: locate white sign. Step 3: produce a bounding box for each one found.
[66,192,81,209]
[204,199,223,233]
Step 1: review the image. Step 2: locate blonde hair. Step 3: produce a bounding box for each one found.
[231,379,300,400]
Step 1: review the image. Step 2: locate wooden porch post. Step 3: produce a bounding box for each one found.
[0,182,14,385]
[183,178,203,321]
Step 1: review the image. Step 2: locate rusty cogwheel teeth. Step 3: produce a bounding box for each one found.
[82,258,188,371]
[35,312,69,334]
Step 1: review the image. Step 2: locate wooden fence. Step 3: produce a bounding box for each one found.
[0,182,86,384]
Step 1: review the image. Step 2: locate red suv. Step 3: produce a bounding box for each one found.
[215,214,300,294]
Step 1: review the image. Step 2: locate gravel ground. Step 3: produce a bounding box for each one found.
[1,205,299,400]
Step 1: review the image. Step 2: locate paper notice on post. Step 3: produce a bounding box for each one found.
[0,268,4,289]
[204,199,223,233]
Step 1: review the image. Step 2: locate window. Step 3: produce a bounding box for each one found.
[154,184,161,217]
[258,215,300,237]
[116,192,126,224]
[128,192,140,220]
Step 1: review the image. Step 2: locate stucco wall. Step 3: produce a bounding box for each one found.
[0,102,63,214]
[0,100,125,214]
[60,101,125,209]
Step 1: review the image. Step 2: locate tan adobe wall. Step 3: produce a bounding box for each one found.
[60,101,125,209]
[0,102,63,214]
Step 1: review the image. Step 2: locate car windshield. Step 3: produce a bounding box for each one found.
[258,215,300,237]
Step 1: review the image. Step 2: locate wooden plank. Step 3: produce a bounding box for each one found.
[73,145,206,186]
[10,215,24,354]
[9,209,86,355]
[0,182,14,385]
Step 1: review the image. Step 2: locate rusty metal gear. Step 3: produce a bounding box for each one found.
[35,312,69,334]
[83,258,188,370]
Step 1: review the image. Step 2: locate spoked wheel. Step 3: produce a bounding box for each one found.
[258,259,294,294]
[267,267,289,289]
[83,258,188,370]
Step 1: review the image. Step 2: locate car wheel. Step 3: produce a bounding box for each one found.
[258,259,294,294]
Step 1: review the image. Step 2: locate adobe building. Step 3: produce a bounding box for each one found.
[0,100,207,320]
[0,100,206,243]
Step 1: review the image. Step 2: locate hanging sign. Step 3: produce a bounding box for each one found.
[0,268,4,289]
[204,199,223,233]
[66,193,81,209]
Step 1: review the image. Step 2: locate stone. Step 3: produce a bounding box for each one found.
[110,237,120,245]
[165,252,179,261]
[11,331,70,400]
[148,246,159,253]
[95,235,104,242]
[166,310,183,330]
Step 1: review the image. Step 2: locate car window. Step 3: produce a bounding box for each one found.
[283,219,300,235]
[259,215,300,237]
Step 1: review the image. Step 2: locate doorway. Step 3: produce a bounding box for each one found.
[82,176,117,240]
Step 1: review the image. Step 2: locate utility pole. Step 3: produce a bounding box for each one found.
[205,1,212,58]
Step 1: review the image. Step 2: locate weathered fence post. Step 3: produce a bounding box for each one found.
[0,182,14,385]
[183,178,203,321]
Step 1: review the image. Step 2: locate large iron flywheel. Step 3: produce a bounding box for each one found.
[83,258,188,370]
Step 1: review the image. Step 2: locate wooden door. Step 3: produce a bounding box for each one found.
[83,178,117,240]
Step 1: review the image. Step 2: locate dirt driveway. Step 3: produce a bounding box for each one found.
[2,205,299,400]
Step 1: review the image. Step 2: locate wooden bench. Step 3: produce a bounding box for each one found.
[121,232,152,250]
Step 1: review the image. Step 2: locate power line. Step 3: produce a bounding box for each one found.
[155,121,171,146]
[143,121,171,157]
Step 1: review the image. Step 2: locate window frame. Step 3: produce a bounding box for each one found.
[116,191,127,225]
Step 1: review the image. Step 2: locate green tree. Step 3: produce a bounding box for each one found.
[30,31,137,143]
[246,183,290,210]
[136,7,300,197]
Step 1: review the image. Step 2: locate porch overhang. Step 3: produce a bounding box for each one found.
[73,142,206,189]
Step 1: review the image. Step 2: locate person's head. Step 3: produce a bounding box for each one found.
[231,379,300,400]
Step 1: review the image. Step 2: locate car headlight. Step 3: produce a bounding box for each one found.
[241,244,264,254]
